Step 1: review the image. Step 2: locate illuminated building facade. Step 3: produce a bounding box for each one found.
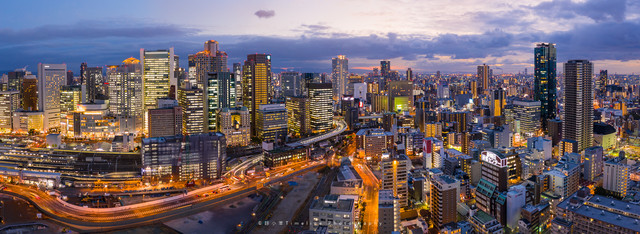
[563,60,593,153]
[11,111,44,133]
[281,71,302,97]
[243,54,272,137]
[189,40,228,86]
[141,48,176,134]
[0,91,20,132]
[148,105,182,138]
[84,66,103,102]
[107,57,144,132]
[381,154,410,207]
[38,63,67,131]
[59,85,82,134]
[491,89,505,117]
[178,82,204,135]
[256,104,287,143]
[430,174,460,228]
[331,55,348,99]
[21,76,38,111]
[141,132,227,181]
[477,64,491,94]
[285,96,310,136]
[263,146,308,167]
[204,72,236,131]
[388,80,413,112]
[509,99,541,137]
[308,83,332,133]
[65,101,119,139]
[534,43,557,131]
[218,107,250,147]
[356,128,394,161]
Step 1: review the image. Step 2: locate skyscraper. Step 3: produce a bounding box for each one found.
[84,66,103,102]
[256,104,287,143]
[490,89,505,117]
[204,72,236,131]
[190,40,229,86]
[7,69,27,92]
[21,76,37,111]
[285,96,310,136]
[597,70,608,95]
[281,71,302,97]
[233,63,242,106]
[477,64,491,94]
[218,107,250,147]
[406,68,413,81]
[0,91,20,132]
[380,60,391,79]
[308,83,333,133]
[242,54,272,137]
[37,63,67,131]
[178,82,204,135]
[563,60,593,153]
[107,57,144,131]
[331,55,348,100]
[534,43,557,131]
[141,48,176,134]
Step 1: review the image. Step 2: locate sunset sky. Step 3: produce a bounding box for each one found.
[2,0,639,74]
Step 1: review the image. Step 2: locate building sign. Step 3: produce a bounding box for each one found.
[481,151,507,167]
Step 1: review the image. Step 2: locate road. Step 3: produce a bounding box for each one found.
[0,160,326,232]
[353,158,379,234]
[289,119,346,146]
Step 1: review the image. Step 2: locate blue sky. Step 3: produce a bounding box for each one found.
[2,0,640,74]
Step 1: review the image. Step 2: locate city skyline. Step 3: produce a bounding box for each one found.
[2,0,640,74]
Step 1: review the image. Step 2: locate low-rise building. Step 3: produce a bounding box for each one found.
[309,194,357,234]
[263,145,309,168]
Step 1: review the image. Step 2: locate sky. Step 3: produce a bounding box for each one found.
[1,0,640,74]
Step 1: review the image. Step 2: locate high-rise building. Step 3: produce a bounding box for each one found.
[66,70,74,86]
[281,71,302,97]
[147,100,182,138]
[204,72,236,131]
[380,154,410,207]
[308,83,332,133]
[233,63,242,106]
[59,85,82,121]
[80,62,87,85]
[534,43,557,131]
[378,189,401,233]
[84,66,103,102]
[21,76,37,111]
[141,48,176,134]
[285,96,310,136]
[388,80,413,112]
[490,89,505,116]
[141,132,226,181]
[429,174,460,228]
[107,57,144,131]
[0,91,20,132]
[356,128,394,161]
[38,63,67,131]
[545,161,580,198]
[603,155,632,197]
[597,70,608,95]
[548,119,562,146]
[510,99,541,137]
[475,150,510,224]
[563,60,593,153]
[583,146,603,182]
[331,55,348,100]
[242,54,272,137]
[7,69,27,92]
[218,107,250,147]
[256,104,287,143]
[406,68,413,81]
[190,40,228,86]
[477,64,491,94]
[178,82,204,135]
[380,60,391,79]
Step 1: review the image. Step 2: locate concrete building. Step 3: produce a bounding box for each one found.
[147,101,182,138]
[378,189,401,233]
[256,104,287,143]
[21,76,38,111]
[204,72,237,131]
[563,60,593,153]
[141,132,226,181]
[583,146,604,182]
[603,155,633,197]
[107,57,144,132]
[309,194,356,234]
[178,82,204,135]
[356,128,394,162]
[38,63,67,131]
[11,111,44,133]
[380,154,411,207]
[263,145,308,167]
[556,188,640,233]
[63,101,120,139]
[242,54,272,137]
[218,107,250,147]
[469,210,504,234]
[141,48,176,134]
[286,96,310,137]
[594,122,617,150]
[544,161,580,198]
[308,83,333,134]
[0,91,20,132]
[281,71,302,97]
[331,55,348,100]
[429,174,460,228]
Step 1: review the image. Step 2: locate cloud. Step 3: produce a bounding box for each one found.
[0,22,199,44]
[254,10,275,19]
[532,0,627,22]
